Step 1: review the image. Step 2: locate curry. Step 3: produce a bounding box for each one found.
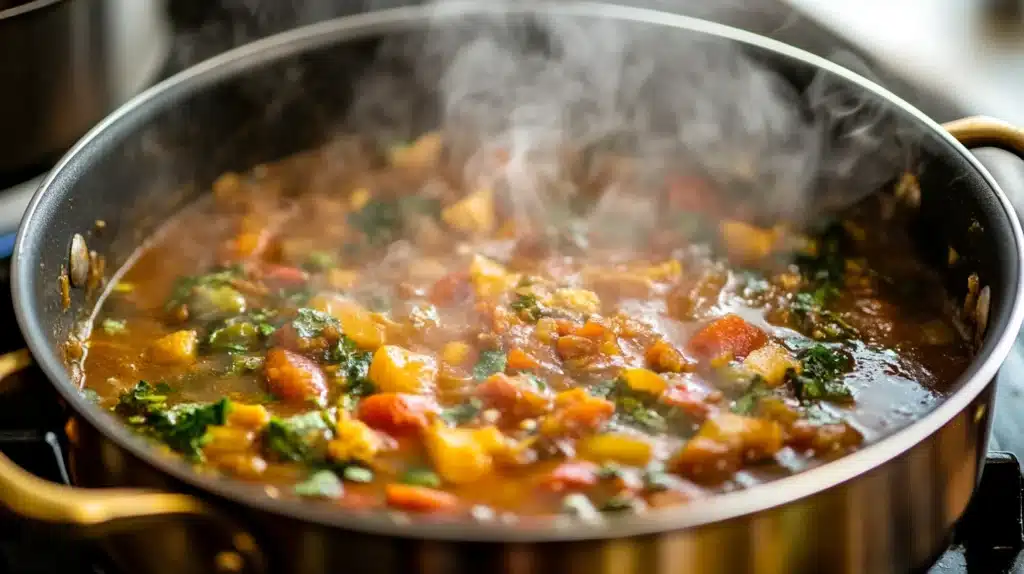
[76,132,971,519]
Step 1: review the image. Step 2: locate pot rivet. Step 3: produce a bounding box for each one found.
[214,551,243,573]
[69,234,90,288]
[975,404,987,424]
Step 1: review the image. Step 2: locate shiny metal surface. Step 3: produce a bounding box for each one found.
[6,3,1024,573]
[0,0,171,181]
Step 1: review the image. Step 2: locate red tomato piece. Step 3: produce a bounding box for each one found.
[357,393,437,436]
[687,314,767,361]
[540,461,600,492]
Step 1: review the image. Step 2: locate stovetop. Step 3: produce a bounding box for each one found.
[3,1,1024,573]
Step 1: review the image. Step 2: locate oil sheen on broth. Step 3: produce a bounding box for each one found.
[77,132,971,517]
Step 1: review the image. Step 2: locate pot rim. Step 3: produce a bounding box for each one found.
[12,0,1024,542]
[0,0,64,20]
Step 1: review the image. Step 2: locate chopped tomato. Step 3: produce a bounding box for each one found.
[687,314,767,361]
[660,386,714,419]
[385,483,459,513]
[264,348,327,403]
[475,373,552,419]
[262,264,309,286]
[357,393,437,436]
[541,389,615,436]
[540,461,599,492]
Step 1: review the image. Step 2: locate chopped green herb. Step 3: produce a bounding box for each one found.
[731,376,770,415]
[788,344,854,403]
[164,265,245,313]
[145,399,231,461]
[294,470,344,499]
[292,308,339,339]
[101,318,127,335]
[263,410,334,464]
[401,468,442,488]
[588,378,619,399]
[114,381,168,417]
[600,493,640,512]
[510,293,544,322]
[329,335,375,399]
[348,196,441,246]
[342,465,374,483]
[617,396,667,433]
[440,398,482,426]
[642,468,677,493]
[473,350,507,381]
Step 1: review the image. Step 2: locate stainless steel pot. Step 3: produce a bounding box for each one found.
[1,3,1024,573]
[0,0,171,182]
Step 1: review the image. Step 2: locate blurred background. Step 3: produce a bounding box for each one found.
[3,0,1024,572]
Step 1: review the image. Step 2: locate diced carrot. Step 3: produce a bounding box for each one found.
[474,373,552,419]
[554,319,576,336]
[540,461,599,492]
[645,339,691,373]
[264,348,328,403]
[686,314,767,361]
[429,272,472,306]
[660,386,714,419]
[507,348,540,371]
[541,390,615,436]
[556,335,597,360]
[262,264,309,286]
[357,393,437,436]
[385,483,459,513]
[574,320,606,338]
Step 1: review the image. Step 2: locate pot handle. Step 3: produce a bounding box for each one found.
[944,116,1024,158]
[0,349,266,573]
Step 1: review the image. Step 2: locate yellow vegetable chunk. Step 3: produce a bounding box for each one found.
[550,288,600,315]
[327,412,382,464]
[468,254,518,299]
[147,330,198,365]
[326,268,359,290]
[719,220,777,264]
[369,345,438,394]
[742,342,800,387]
[389,132,444,170]
[442,188,495,236]
[442,341,471,367]
[424,423,494,484]
[310,294,386,350]
[226,403,270,430]
[202,426,255,455]
[697,412,783,458]
[579,433,654,466]
[621,368,668,395]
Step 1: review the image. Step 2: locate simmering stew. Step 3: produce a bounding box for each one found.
[77,133,971,518]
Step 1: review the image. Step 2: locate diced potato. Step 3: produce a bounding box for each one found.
[550,288,600,315]
[578,433,653,466]
[468,254,518,299]
[621,368,668,395]
[327,413,383,464]
[442,188,495,236]
[349,187,371,211]
[369,345,438,394]
[742,342,800,386]
[645,340,690,373]
[442,341,471,366]
[696,413,782,458]
[227,403,270,430]
[424,423,493,484]
[203,426,255,455]
[310,294,386,350]
[719,221,776,264]
[147,330,198,365]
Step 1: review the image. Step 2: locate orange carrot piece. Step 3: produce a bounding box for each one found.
[574,320,607,338]
[507,348,540,371]
[686,314,767,361]
[357,393,437,436]
[540,461,600,492]
[264,348,327,403]
[385,483,459,513]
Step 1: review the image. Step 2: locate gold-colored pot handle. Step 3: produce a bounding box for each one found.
[944,116,1024,158]
[0,349,265,573]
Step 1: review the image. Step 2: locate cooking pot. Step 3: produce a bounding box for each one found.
[2,3,1024,573]
[0,0,171,184]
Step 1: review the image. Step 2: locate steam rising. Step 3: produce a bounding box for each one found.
[200,0,917,241]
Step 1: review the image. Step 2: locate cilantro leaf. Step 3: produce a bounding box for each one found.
[473,350,507,381]
[788,344,854,403]
[292,308,339,339]
[440,398,482,426]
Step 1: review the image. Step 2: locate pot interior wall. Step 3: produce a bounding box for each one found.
[22,8,1019,409]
